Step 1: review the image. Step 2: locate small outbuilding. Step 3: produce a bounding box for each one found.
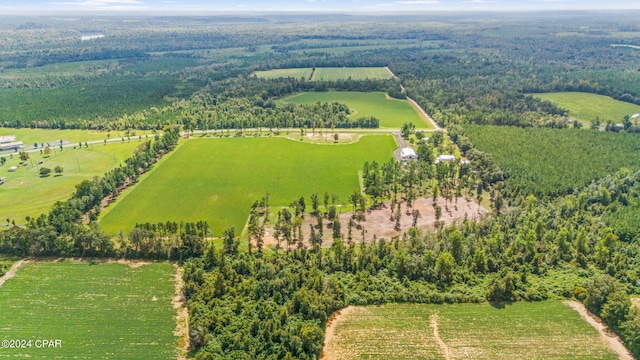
[631,113,640,120]
[0,141,23,151]
[435,154,455,164]
[400,147,418,160]
[8,166,18,172]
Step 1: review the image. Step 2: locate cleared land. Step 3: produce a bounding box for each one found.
[532,92,640,124]
[322,302,619,360]
[99,135,397,236]
[285,91,432,129]
[254,67,392,81]
[312,67,392,81]
[0,260,177,359]
[0,140,142,225]
[263,197,486,249]
[0,128,152,149]
[254,68,313,80]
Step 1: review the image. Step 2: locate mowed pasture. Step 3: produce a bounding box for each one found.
[99,135,397,236]
[285,91,432,129]
[323,302,618,360]
[254,68,313,80]
[312,67,392,81]
[0,140,142,225]
[0,128,153,148]
[254,67,392,81]
[0,261,177,359]
[532,92,640,124]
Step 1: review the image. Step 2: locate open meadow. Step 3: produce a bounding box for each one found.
[0,140,142,225]
[99,135,397,236]
[254,67,392,81]
[285,91,431,129]
[322,302,618,360]
[532,92,640,124]
[0,260,178,359]
[0,128,153,148]
[253,68,313,80]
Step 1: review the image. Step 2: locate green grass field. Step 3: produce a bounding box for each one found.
[254,68,313,80]
[284,91,431,129]
[312,67,392,81]
[254,67,392,81]
[0,140,142,225]
[532,92,640,124]
[326,302,618,360]
[0,261,177,359]
[99,135,396,235]
[0,128,154,148]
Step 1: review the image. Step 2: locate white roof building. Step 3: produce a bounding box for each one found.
[0,136,16,144]
[0,141,23,151]
[435,154,455,164]
[631,113,640,120]
[400,147,418,160]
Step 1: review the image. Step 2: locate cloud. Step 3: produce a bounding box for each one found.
[394,0,439,3]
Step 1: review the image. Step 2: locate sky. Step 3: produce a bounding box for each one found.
[1,0,640,14]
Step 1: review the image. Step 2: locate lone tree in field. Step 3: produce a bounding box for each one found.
[19,151,29,162]
[39,167,51,177]
[54,166,63,176]
[43,146,52,156]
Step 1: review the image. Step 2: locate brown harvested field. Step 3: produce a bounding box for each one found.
[263,197,485,248]
[321,302,621,360]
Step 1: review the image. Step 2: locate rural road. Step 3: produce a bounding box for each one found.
[0,260,28,287]
[564,300,634,360]
[386,66,442,131]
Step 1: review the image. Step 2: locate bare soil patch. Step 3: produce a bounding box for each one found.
[320,306,358,360]
[0,259,28,287]
[564,300,634,360]
[262,197,486,249]
[173,264,189,360]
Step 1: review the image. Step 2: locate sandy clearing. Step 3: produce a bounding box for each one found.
[0,259,28,287]
[173,264,189,360]
[262,197,486,249]
[320,306,357,360]
[564,300,634,360]
[430,313,452,360]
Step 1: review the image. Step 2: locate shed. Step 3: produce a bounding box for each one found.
[0,141,24,151]
[0,136,16,144]
[8,166,18,172]
[400,147,418,160]
[631,113,640,120]
[435,154,455,164]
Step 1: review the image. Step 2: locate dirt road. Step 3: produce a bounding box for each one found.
[564,300,634,360]
[0,260,27,287]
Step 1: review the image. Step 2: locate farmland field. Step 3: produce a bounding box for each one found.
[532,92,640,124]
[323,302,618,360]
[0,260,177,359]
[254,68,313,80]
[0,128,153,148]
[312,67,392,81]
[254,67,392,81]
[285,91,431,129]
[99,135,396,235]
[0,140,142,225]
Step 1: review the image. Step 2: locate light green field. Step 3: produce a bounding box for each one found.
[254,68,313,80]
[0,60,119,80]
[254,67,392,81]
[285,91,431,129]
[0,141,142,225]
[327,302,618,360]
[532,92,640,124]
[99,135,396,235]
[312,67,392,81]
[0,128,153,149]
[0,261,177,359]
